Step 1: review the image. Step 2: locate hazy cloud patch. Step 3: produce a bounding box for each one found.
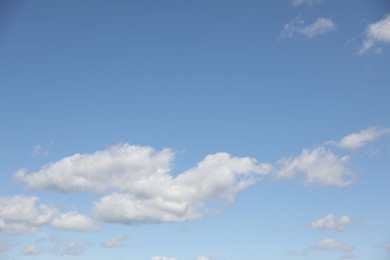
[281,16,336,38]
[359,14,390,54]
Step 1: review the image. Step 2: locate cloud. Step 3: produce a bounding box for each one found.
[93,152,270,223]
[359,14,390,54]
[21,245,40,256]
[281,16,336,38]
[151,257,177,260]
[51,239,90,256]
[15,144,270,224]
[196,256,212,260]
[309,214,352,232]
[292,239,355,259]
[101,235,127,248]
[331,127,390,151]
[292,0,324,6]
[32,143,51,157]
[15,144,174,193]
[276,146,354,187]
[315,239,355,258]
[0,242,9,253]
[377,242,390,251]
[51,211,98,232]
[0,195,96,234]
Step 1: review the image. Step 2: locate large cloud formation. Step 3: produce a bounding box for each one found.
[14,145,271,223]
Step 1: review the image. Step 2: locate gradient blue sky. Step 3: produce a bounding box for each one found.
[0,0,390,259]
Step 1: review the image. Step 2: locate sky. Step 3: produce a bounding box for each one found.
[0,0,390,259]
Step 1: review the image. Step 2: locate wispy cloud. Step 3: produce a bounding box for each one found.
[32,143,52,157]
[291,239,355,259]
[309,214,353,232]
[281,16,336,39]
[151,257,177,260]
[292,0,324,6]
[21,244,40,256]
[330,127,390,150]
[101,235,127,248]
[359,14,390,54]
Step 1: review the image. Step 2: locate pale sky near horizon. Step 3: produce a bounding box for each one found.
[0,0,390,259]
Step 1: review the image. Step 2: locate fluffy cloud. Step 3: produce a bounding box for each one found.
[309,214,352,232]
[21,244,40,256]
[359,14,390,54]
[51,211,97,232]
[15,144,270,224]
[0,195,96,234]
[151,257,177,260]
[276,147,354,187]
[292,0,324,6]
[15,144,174,193]
[281,16,336,38]
[332,127,389,150]
[101,235,127,248]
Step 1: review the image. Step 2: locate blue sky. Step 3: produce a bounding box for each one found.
[0,0,390,259]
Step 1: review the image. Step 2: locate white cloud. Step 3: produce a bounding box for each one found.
[276,146,354,187]
[332,127,390,150]
[309,214,352,232]
[281,16,336,39]
[151,257,177,260]
[359,14,390,54]
[101,235,127,248]
[292,239,355,259]
[0,195,57,234]
[93,152,270,223]
[0,195,96,234]
[15,144,174,193]
[315,239,355,258]
[292,0,324,6]
[15,144,270,224]
[51,211,97,232]
[21,244,40,256]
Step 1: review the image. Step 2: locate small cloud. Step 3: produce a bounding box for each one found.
[50,238,91,256]
[276,146,354,187]
[309,214,353,232]
[21,245,40,256]
[376,242,390,251]
[151,257,177,260]
[0,195,97,234]
[281,16,336,39]
[101,235,127,248]
[315,239,355,259]
[32,143,52,157]
[292,0,324,6]
[359,14,390,54]
[292,239,355,259]
[330,127,390,151]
